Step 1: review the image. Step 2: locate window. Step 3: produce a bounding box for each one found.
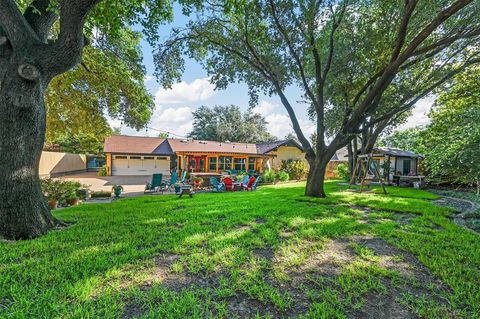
[156,157,167,160]
[114,155,127,159]
[208,157,217,171]
[219,156,232,171]
[234,158,246,171]
[143,156,154,160]
[403,159,411,175]
[248,158,256,171]
[130,156,141,160]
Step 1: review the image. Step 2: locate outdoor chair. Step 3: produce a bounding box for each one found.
[251,176,261,190]
[180,170,188,183]
[210,177,225,192]
[242,176,257,191]
[223,177,234,191]
[161,171,178,192]
[145,173,163,193]
[240,175,250,189]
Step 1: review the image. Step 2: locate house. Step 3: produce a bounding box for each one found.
[367,147,423,180]
[103,136,309,176]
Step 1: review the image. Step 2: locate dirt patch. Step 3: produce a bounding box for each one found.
[353,288,416,319]
[226,293,283,319]
[253,247,274,260]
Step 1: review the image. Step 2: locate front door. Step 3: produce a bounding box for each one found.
[189,156,206,172]
[403,159,411,175]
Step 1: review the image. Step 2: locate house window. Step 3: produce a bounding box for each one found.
[156,157,167,160]
[219,156,232,171]
[114,155,127,159]
[143,156,154,160]
[208,157,217,171]
[130,156,141,160]
[403,159,411,175]
[248,157,256,171]
[234,158,246,171]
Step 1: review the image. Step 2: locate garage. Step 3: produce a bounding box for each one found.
[111,155,171,176]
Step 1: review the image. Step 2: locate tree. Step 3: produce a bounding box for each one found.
[156,0,480,198]
[0,0,173,239]
[188,105,277,143]
[45,28,154,149]
[420,66,480,194]
[378,128,423,153]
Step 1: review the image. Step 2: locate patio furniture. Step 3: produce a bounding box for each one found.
[210,177,225,192]
[251,176,261,190]
[177,185,194,198]
[180,170,188,183]
[240,175,250,189]
[145,173,163,193]
[223,177,234,191]
[242,176,257,191]
[161,171,178,192]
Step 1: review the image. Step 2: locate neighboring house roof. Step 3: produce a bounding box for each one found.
[167,138,259,154]
[256,140,304,154]
[104,136,306,156]
[372,147,423,158]
[103,135,173,155]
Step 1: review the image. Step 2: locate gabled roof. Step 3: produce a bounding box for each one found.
[168,138,259,154]
[372,147,423,158]
[103,135,173,155]
[256,139,304,154]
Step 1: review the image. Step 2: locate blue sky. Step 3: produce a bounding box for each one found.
[111,4,432,139]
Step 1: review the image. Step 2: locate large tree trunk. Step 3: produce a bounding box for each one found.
[305,156,331,198]
[0,57,57,240]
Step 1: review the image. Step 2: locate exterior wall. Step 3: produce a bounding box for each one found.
[269,146,309,170]
[39,151,87,177]
[394,157,417,175]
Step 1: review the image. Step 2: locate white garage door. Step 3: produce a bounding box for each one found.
[112,155,170,176]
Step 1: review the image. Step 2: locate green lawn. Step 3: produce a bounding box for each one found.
[1,181,479,318]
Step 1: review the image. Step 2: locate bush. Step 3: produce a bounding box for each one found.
[280,160,308,180]
[277,171,290,182]
[261,170,276,183]
[41,179,84,202]
[335,163,350,181]
[91,191,112,198]
[98,166,107,176]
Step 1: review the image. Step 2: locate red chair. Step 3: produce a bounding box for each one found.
[243,176,256,191]
[223,177,234,191]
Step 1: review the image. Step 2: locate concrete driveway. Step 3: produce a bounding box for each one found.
[59,172,170,196]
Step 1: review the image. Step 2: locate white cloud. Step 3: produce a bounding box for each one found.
[149,106,194,137]
[144,75,153,82]
[263,112,316,139]
[155,77,216,104]
[253,100,278,116]
[397,96,435,130]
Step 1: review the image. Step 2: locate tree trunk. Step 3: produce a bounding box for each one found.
[0,58,57,240]
[305,157,329,198]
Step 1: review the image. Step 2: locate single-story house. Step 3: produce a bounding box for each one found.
[103,136,311,176]
[367,147,424,180]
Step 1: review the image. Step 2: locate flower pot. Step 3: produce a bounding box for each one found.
[113,188,122,198]
[48,200,58,210]
[66,198,80,206]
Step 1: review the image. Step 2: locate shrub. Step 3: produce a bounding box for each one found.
[261,170,276,183]
[277,171,290,182]
[41,179,84,202]
[335,163,350,181]
[280,160,308,180]
[98,166,107,176]
[91,191,112,198]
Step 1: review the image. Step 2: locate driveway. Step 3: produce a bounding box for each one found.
[59,172,170,196]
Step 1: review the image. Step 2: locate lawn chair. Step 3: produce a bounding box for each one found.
[240,175,250,189]
[210,177,225,192]
[223,177,234,191]
[161,171,178,192]
[242,176,256,191]
[180,170,187,183]
[251,176,261,190]
[145,173,163,193]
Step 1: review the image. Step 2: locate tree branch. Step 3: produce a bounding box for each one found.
[322,3,347,82]
[0,0,41,48]
[24,0,58,42]
[390,0,417,61]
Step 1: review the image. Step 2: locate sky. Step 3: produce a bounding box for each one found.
[110,5,432,140]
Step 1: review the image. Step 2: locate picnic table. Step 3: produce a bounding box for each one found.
[393,175,425,187]
[177,185,195,198]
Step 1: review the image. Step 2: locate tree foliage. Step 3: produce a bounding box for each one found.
[156,0,480,197]
[378,128,423,153]
[188,105,276,143]
[419,66,480,192]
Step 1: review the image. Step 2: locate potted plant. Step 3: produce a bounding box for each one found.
[41,178,63,209]
[112,185,124,198]
[65,193,80,206]
[193,177,204,187]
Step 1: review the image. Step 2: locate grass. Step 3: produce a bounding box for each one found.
[1,181,479,318]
